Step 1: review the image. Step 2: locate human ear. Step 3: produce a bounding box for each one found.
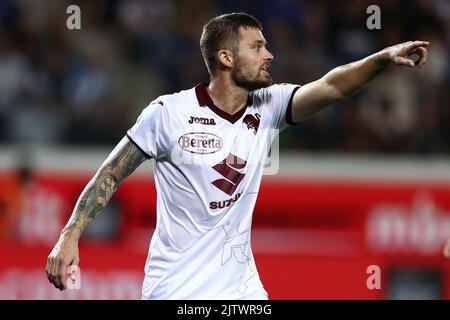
[217,49,234,69]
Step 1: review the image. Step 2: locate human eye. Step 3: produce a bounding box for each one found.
[254,44,262,52]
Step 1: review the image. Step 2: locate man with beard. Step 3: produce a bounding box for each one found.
[46,13,431,299]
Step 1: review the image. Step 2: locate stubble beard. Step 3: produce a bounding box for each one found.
[231,60,273,92]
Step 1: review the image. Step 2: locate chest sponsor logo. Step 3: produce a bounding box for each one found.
[178,132,223,154]
[188,116,216,125]
[243,113,261,134]
[211,153,246,196]
[210,192,242,209]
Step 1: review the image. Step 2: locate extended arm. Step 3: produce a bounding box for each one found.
[290,40,429,123]
[46,136,148,290]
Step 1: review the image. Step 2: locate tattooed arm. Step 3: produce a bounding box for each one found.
[45,136,148,290]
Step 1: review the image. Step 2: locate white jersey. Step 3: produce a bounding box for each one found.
[127,83,299,300]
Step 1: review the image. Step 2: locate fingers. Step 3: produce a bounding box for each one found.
[411,46,428,67]
[57,259,70,290]
[405,41,429,68]
[392,41,429,68]
[45,257,55,286]
[46,238,79,291]
[47,254,60,290]
[46,255,69,291]
[405,40,430,52]
[392,56,416,68]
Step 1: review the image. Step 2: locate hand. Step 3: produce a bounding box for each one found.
[444,238,450,259]
[46,234,80,291]
[383,40,429,69]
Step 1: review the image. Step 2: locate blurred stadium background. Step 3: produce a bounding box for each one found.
[0,0,449,299]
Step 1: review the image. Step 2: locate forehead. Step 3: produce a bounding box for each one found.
[238,27,266,45]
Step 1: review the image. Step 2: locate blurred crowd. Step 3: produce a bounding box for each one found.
[0,0,448,154]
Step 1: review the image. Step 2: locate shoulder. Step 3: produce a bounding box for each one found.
[138,87,196,119]
[251,83,300,106]
[156,87,197,110]
[252,83,300,96]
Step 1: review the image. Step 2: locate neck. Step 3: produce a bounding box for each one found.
[207,75,249,115]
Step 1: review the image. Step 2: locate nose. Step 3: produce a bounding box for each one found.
[264,48,274,61]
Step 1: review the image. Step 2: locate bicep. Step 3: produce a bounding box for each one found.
[291,78,343,123]
[97,136,148,183]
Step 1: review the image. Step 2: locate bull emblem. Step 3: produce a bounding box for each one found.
[243,113,261,134]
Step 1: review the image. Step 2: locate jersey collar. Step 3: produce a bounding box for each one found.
[195,83,253,124]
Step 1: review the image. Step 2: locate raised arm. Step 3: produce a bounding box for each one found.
[290,40,429,123]
[46,136,148,290]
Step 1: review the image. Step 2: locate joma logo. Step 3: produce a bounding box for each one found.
[188,116,216,125]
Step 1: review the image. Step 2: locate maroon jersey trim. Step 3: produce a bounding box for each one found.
[195,83,253,124]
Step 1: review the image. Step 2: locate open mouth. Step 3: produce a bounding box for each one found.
[260,66,270,76]
[260,63,271,75]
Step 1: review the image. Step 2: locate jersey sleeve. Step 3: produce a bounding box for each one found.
[265,83,300,131]
[126,99,166,159]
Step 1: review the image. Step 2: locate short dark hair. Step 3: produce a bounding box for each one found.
[200,13,263,75]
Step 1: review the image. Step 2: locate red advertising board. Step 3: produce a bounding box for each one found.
[1,170,450,299]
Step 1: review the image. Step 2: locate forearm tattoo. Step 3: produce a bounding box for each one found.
[63,138,147,238]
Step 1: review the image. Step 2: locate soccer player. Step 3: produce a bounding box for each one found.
[46,13,431,299]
